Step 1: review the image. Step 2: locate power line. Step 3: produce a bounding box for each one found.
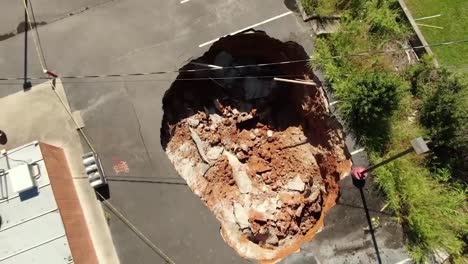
[1,38,467,82]
[1,61,466,86]
[96,191,176,264]
[0,74,306,85]
[50,79,176,264]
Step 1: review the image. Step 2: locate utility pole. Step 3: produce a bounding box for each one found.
[349,137,429,264]
[352,137,430,185]
[23,0,32,91]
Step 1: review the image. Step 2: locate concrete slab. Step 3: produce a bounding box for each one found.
[0,80,119,264]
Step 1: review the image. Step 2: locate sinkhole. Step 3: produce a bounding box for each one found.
[160,30,351,262]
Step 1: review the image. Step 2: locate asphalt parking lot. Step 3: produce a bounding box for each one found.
[0,0,409,263]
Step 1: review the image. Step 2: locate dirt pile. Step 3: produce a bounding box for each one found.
[161,31,351,262]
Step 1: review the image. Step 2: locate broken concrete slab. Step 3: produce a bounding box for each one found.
[267,130,273,137]
[189,127,210,164]
[206,146,224,161]
[187,117,200,128]
[209,113,224,125]
[266,228,279,246]
[233,203,250,229]
[286,176,305,192]
[224,151,253,194]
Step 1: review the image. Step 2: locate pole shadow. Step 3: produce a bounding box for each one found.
[355,181,382,264]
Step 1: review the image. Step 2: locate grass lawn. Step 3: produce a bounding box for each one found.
[405,0,468,68]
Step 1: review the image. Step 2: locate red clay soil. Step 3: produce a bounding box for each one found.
[161,31,351,262]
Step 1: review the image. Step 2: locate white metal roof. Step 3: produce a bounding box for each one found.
[0,142,73,263]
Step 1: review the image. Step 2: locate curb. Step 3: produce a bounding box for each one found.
[398,0,440,67]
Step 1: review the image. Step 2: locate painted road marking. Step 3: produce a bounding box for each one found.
[180,0,191,3]
[198,11,293,47]
[113,157,130,174]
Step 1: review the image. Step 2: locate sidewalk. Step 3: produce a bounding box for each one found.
[0,79,120,264]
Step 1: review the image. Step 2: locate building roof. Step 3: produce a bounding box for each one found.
[0,142,73,263]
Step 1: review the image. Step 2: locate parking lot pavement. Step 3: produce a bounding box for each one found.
[0,0,411,263]
[281,145,410,263]
[0,0,112,39]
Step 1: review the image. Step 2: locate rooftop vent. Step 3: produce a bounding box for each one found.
[8,164,36,193]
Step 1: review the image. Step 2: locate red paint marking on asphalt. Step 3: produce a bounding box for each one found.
[113,157,130,174]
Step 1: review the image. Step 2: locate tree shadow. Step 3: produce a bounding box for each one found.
[284,0,299,12]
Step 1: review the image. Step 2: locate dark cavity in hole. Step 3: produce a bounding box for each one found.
[160,30,320,150]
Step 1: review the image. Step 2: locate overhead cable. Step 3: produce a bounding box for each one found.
[1,38,467,81]
[50,80,176,264]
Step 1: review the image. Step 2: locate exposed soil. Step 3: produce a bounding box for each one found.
[161,30,351,262]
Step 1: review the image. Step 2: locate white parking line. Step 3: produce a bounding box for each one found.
[180,0,191,3]
[198,11,293,47]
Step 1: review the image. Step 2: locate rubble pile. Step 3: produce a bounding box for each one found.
[176,102,328,242]
[161,31,351,262]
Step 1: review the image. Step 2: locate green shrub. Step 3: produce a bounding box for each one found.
[406,59,468,180]
[364,0,410,41]
[374,158,468,262]
[301,0,357,16]
[301,0,318,15]
[335,70,408,151]
[313,0,467,261]
[372,119,468,262]
[421,74,467,144]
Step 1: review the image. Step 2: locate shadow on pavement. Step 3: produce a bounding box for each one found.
[355,179,382,264]
[95,184,111,201]
[284,0,299,12]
